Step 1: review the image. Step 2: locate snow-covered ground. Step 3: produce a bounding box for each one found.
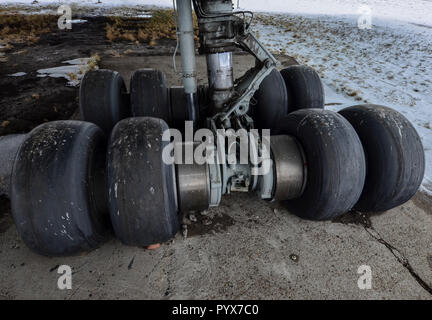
[253,13,432,195]
[1,0,431,194]
[4,0,431,26]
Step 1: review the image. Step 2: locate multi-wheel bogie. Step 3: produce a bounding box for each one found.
[5,0,425,256]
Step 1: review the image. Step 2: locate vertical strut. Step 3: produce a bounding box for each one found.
[206,52,234,109]
[176,0,197,122]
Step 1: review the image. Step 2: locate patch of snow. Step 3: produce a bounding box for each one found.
[15,8,57,15]
[8,72,27,77]
[71,19,88,24]
[240,0,432,27]
[37,57,98,86]
[136,13,152,18]
[63,58,92,65]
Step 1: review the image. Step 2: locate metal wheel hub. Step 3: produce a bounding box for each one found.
[175,134,307,213]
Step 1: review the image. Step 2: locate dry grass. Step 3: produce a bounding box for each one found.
[105,9,198,45]
[86,53,101,72]
[0,14,57,46]
[68,54,101,84]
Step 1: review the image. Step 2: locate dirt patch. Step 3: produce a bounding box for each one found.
[185,212,235,238]
[0,15,169,136]
[0,16,107,135]
[0,196,12,234]
[332,210,372,228]
[412,192,432,215]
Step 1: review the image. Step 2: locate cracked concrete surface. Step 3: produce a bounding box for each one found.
[1,192,431,299]
[335,205,432,296]
[1,55,431,300]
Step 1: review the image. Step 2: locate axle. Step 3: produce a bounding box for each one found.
[174,130,308,212]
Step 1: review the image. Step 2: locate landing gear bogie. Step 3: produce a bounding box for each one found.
[5,0,425,256]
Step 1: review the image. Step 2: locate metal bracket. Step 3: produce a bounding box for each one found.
[238,32,279,65]
[218,31,280,122]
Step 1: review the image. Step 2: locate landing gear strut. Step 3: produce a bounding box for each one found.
[2,0,425,256]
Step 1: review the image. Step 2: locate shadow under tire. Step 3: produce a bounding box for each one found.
[107,117,179,246]
[339,105,425,212]
[280,65,324,113]
[11,121,111,256]
[252,69,288,133]
[80,69,130,136]
[130,69,171,125]
[276,109,366,220]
